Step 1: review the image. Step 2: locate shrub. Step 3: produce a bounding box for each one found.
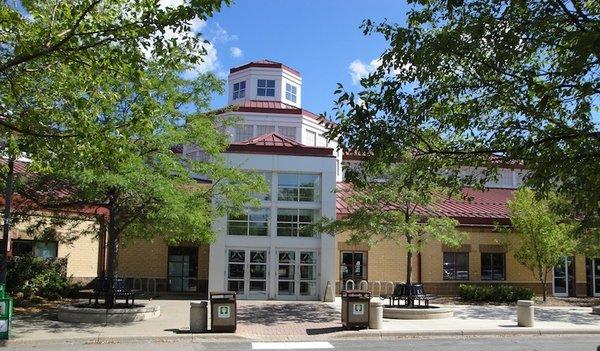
[458,284,534,303]
[7,255,80,300]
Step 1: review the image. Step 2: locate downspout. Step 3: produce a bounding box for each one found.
[97,216,107,278]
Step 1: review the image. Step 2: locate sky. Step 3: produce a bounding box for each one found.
[197,0,410,117]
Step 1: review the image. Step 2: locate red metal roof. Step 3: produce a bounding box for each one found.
[226,132,334,158]
[335,182,514,226]
[229,100,329,124]
[229,60,301,76]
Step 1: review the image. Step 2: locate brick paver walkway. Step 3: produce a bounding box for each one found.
[236,301,342,339]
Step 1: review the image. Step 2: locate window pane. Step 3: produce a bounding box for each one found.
[342,253,354,265]
[240,81,246,89]
[279,265,295,279]
[266,80,275,87]
[278,188,298,201]
[250,265,266,279]
[279,251,295,263]
[266,89,275,97]
[278,281,294,295]
[249,209,269,222]
[300,282,316,296]
[258,80,265,87]
[277,223,295,237]
[298,209,314,223]
[300,251,316,264]
[228,264,244,278]
[229,250,245,263]
[299,188,315,201]
[299,174,318,187]
[228,280,244,293]
[248,222,268,236]
[250,251,267,263]
[257,88,266,96]
[256,125,275,135]
[278,173,298,187]
[228,222,247,235]
[249,280,266,292]
[278,127,296,140]
[277,208,297,222]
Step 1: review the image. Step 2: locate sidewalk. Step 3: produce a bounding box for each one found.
[6,298,600,345]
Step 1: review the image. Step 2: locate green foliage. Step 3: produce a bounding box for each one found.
[7,255,80,300]
[327,0,600,250]
[506,188,576,300]
[315,162,467,284]
[458,284,534,303]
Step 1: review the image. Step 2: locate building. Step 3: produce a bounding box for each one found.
[114,60,599,299]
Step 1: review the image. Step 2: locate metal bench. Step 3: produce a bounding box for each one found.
[387,283,436,307]
[83,278,140,306]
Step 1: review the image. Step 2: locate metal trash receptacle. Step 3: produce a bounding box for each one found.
[210,291,237,332]
[341,290,371,329]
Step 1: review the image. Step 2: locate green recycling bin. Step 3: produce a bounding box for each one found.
[0,284,12,339]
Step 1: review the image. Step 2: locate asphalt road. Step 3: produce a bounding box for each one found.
[3,335,600,351]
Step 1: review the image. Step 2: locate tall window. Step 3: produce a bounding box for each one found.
[234,125,254,142]
[277,208,317,237]
[232,81,246,100]
[341,251,367,283]
[227,209,269,236]
[256,125,275,136]
[285,83,297,102]
[257,79,275,97]
[277,173,320,202]
[305,130,316,146]
[443,252,469,280]
[481,253,506,280]
[278,126,296,140]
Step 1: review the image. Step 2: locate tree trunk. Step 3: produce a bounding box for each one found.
[0,157,14,285]
[406,248,413,286]
[540,269,549,302]
[105,192,120,308]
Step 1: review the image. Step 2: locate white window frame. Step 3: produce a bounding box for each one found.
[277,173,320,202]
[285,83,297,102]
[257,79,275,97]
[276,208,318,237]
[227,208,269,236]
[233,81,246,100]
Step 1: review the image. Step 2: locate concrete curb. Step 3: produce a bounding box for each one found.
[333,328,600,339]
[0,332,250,347]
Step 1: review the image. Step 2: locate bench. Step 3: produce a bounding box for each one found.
[82,278,140,306]
[387,283,436,307]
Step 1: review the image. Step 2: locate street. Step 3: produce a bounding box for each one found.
[3,335,600,351]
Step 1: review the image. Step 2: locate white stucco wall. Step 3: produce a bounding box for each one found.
[209,152,337,300]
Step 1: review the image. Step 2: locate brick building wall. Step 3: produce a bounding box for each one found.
[118,239,210,294]
[336,226,589,296]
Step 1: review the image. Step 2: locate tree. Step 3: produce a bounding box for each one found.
[0,0,230,285]
[18,64,266,307]
[506,188,576,301]
[316,161,466,294]
[327,0,600,250]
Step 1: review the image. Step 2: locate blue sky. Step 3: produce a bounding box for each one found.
[201,0,409,117]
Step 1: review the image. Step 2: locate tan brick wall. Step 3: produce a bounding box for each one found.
[9,215,99,279]
[336,226,588,296]
[118,239,210,281]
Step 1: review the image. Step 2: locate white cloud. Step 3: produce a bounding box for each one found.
[348,59,380,85]
[208,22,238,43]
[349,58,410,85]
[230,47,243,58]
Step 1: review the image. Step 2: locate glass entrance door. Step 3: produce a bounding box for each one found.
[226,249,268,299]
[553,256,573,297]
[593,259,600,297]
[167,247,198,292]
[276,250,318,300]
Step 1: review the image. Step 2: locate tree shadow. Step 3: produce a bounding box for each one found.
[237,302,340,326]
[453,305,600,326]
[11,308,100,338]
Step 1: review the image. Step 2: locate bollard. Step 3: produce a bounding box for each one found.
[369,300,383,329]
[517,300,534,327]
[190,301,208,333]
[323,281,335,302]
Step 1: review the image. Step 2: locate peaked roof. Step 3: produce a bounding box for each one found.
[335,182,514,226]
[230,60,301,76]
[226,132,334,158]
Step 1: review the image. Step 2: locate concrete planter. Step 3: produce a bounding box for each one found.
[58,304,160,324]
[383,306,453,320]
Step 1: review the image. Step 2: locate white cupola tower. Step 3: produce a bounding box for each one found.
[227,60,302,108]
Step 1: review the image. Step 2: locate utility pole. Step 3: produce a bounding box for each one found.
[0,156,14,284]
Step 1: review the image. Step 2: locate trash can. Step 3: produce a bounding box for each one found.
[190,301,208,333]
[210,291,236,332]
[0,284,12,339]
[341,290,371,329]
